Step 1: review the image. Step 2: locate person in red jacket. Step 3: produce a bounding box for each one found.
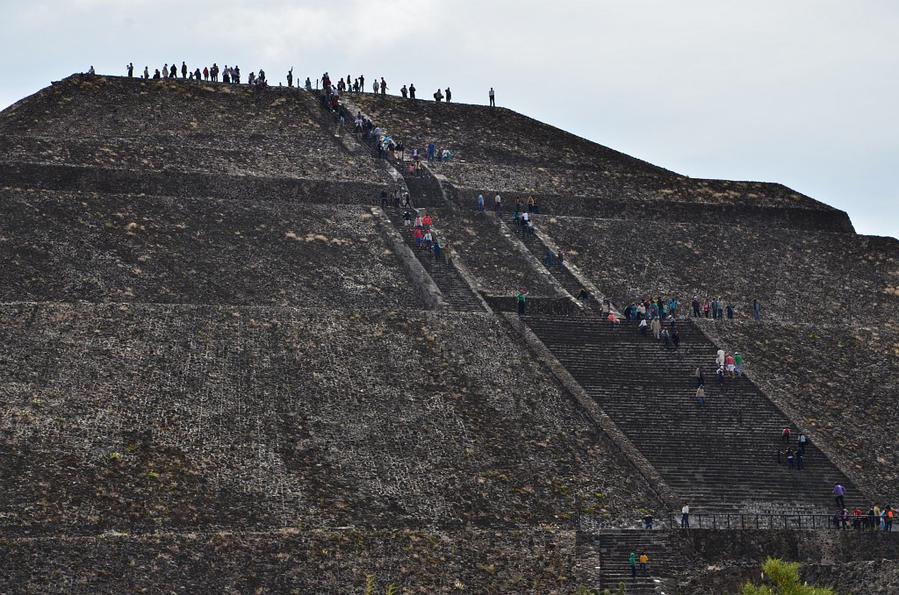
[422,213,432,228]
[414,227,424,249]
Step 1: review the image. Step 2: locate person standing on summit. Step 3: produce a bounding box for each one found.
[489,87,495,107]
[126,62,134,77]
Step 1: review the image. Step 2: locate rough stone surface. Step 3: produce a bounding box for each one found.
[698,321,899,503]
[0,529,582,594]
[350,94,851,230]
[0,189,419,308]
[539,216,899,326]
[421,207,559,297]
[0,303,663,536]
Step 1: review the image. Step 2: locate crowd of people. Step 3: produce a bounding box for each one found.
[125,61,269,87]
[402,209,448,263]
[118,64,499,105]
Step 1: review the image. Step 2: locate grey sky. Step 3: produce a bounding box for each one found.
[2,0,896,238]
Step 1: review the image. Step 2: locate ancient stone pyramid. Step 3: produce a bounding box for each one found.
[0,73,896,592]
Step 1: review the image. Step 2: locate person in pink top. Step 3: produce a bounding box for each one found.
[725,353,736,377]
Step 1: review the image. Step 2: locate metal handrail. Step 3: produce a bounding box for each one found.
[666,511,896,531]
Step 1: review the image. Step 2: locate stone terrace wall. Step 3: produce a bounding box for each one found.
[0,303,664,536]
[350,95,848,230]
[0,134,390,183]
[0,189,419,308]
[0,163,387,206]
[0,75,394,191]
[351,94,671,174]
[698,321,899,503]
[539,216,899,325]
[0,529,582,594]
[1,75,327,138]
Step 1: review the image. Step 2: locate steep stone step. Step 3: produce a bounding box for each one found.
[523,315,861,514]
[384,208,484,311]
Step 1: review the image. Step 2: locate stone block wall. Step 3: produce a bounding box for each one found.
[0,189,420,308]
[537,216,898,325]
[0,303,664,536]
[698,321,899,503]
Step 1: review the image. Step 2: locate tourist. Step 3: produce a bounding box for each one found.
[126,62,134,77]
[423,229,433,251]
[422,213,433,228]
[852,508,864,530]
[380,77,387,95]
[696,385,706,408]
[681,503,690,528]
[143,66,150,79]
[797,432,807,454]
[286,67,293,87]
[725,353,736,377]
[489,86,495,107]
[753,299,762,321]
[433,89,444,102]
[716,349,725,369]
[409,83,416,99]
[639,318,648,336]
[661,327,672,348]
[607,310,619,329]
[494,194,503,213]
[703,299,711,318]
[414,227,424,249]
[403,210,413,226]
[544,249,555,268]
[727,303,735,319]
[734,352,744,376]
[181,61,187,78]
[577,288,590,307]
[170,64,177,78]
[153,69,161,79]
[692,296,701,317]
[786,448,795,469]
[639,552,649,576]
[834,483,846,509]
[694,366,705,388]
[716,366,725,388]
[629,551,638,581]
[305,77,312,90]
[781,427,792,444]
[643,513,654,530]
[516,289,528,315]
[672,328,681,349]
[796,449,804,470]
[446,87,452,102]
[651,317,661,340]
[433,238,442,262]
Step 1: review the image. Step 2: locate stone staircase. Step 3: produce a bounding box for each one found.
[583,529,679,594]
[522,316,861,515]
[383,207,484,311]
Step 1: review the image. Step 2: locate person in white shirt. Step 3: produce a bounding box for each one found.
[681,503,690,528]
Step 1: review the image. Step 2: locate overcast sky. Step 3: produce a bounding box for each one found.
[2,0,896,238]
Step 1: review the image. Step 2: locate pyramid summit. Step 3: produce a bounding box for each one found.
[0,73,897,593]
